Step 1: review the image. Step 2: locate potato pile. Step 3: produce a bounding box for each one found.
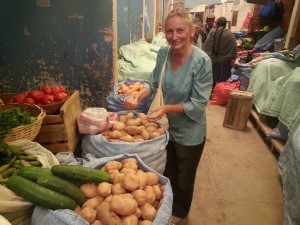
[101,112,166,143]
[76,158,165,225]
[118,82,144,95]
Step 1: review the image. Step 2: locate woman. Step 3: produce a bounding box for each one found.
[124,8,213,224]
[203,16,237,86]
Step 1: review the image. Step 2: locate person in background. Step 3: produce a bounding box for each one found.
[193,22,203,49]
[124,7,213,225]
[200,15,215,45]
[203,16,237,87]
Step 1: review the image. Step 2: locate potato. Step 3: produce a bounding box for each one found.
[80,183,99,198]
[144,122,159,128]
[112,121,126,131]
[101,130,111,136]
[141,130,151,140]
[97,182,112,197]
[134,138,145,142]
[79,206,97,224]
[156,127,166,135]
[132,135,143,139]
[150,131,161,139]
[137,170,148,189]
[109,130,123,139]
[152,184,163,200]
[146,172,159,186]
[119,115,127,123]
[138,220,152,225]
[120,167,136,174]
[122,214,138,225]
[140,203,157,221]
[111,183,127,195]
[122,162,138,171]
[82,196,104,209]
[126,118,142,126]
[126,112,135,119]
[145,126,157,133]
[104,194,113,203]
[137,112,147,120]
[96,201,120,225]
[121,158,138,165]
[74,205,82,214]
[124,126,143,136]
[91,220,103,225]
[119,135,135,142]
[144,186,156,205]
[108,169,119,181]
[105,160,122,171]
[110,195,138,216]
[121,173,140,192]
[131,189,147,206]
[113,173,125,184]
[134,207,142,219]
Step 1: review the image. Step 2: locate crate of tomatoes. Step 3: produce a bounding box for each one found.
[11,85,69,115]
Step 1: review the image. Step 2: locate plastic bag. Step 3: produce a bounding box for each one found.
[210,81,240,105]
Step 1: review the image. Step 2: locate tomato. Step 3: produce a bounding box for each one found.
[28,90,44,102]
[58,85,67,93]
[54,92,68,102]
[24,97,35,104]
[51,86,61,95]
[42,85,52,95]
[40,95,54,105]
[12,94,25,103]
[21,92,28,98]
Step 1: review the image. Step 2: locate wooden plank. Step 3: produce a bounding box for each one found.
[250,109,285,153]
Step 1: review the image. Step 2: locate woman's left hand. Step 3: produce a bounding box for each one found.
[146,106,166,122]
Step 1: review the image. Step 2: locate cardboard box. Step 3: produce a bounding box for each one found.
[223,90,254,131]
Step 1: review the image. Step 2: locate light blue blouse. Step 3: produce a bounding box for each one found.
[144,46,213,145]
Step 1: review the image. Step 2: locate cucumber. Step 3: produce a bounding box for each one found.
[19,166,52,182]
[6,176,76,210]
[37,175,85,205]
[51,165,109,184]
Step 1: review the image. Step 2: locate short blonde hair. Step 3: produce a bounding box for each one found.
[164,8,194,29]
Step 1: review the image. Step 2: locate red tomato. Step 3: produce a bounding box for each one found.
[28,90,44,102]
[24,97,35,104]
[51,86,61,95]
[54,92,68,102]
[21,92,28,98]
[12,94,25,103]
[40,95,54,105]
[42,85,52,95]
[58,85,67,93]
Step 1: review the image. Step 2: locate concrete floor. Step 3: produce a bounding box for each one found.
[178,104,284,225]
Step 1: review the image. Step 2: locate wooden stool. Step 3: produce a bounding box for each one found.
[223,90,254,131]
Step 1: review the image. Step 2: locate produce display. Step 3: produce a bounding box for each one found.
[75,157,165,225]
[0,107,37,140]
[117,82,144,95]
[101,112,166,142]
[11,85,68,105]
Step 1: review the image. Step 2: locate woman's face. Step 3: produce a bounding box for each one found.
[164,16,194,50]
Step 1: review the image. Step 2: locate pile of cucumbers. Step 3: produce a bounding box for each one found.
[6,165,110,210]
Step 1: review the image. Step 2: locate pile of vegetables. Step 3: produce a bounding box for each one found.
[0,107,37,140]
[4,157,165,224]
[0,141,41,183]
[117,82,144,95]
[101,112,166,142]
[11,85,68,105]
[75,158,165,225]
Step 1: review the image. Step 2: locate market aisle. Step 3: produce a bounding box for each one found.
[178,104,284,225]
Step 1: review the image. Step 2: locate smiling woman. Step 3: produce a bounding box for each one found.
[124,7,213,224]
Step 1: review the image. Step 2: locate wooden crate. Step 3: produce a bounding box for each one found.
[223,90,254,131]
[33,91,82,153]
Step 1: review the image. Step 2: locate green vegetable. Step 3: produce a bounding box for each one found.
[0,107,37,140]
[19,166,52,182]
[37,175,86,205]
[6,175,76,210]
[51,165,110,184]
